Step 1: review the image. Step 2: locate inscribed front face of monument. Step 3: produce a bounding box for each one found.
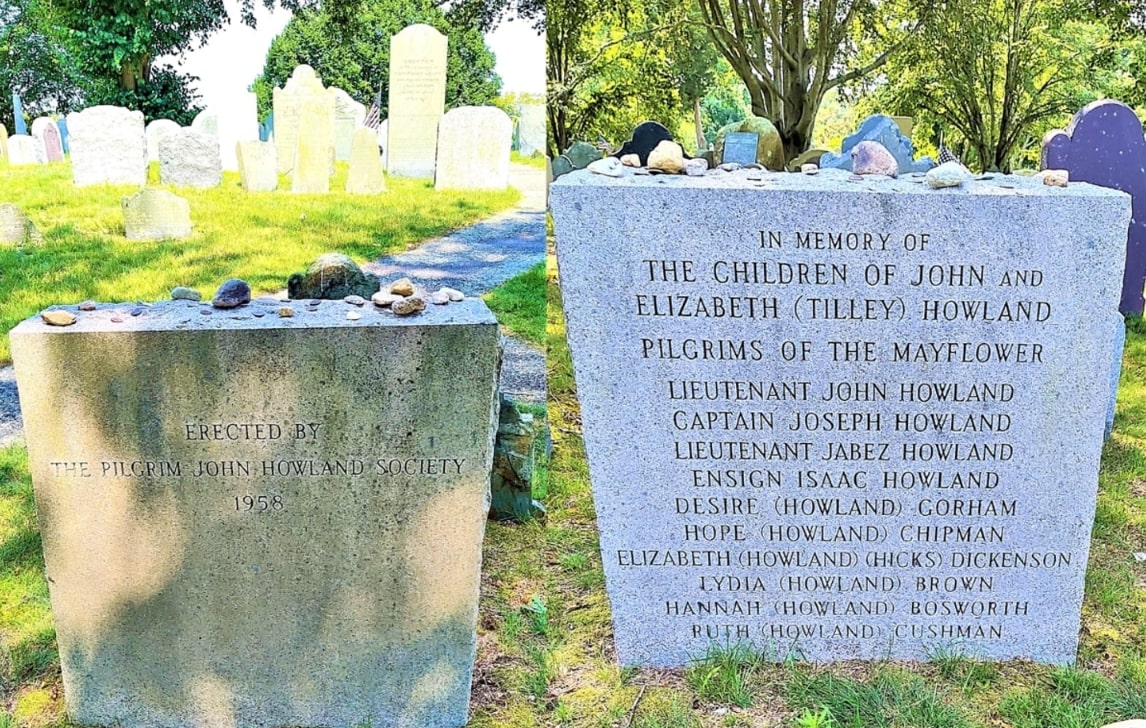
[10,300,502,728]
[387,24,447,178]
[551,169,1129,665]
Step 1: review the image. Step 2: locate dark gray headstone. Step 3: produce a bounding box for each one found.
[1043,99,1146,315]
[722,132,759,166]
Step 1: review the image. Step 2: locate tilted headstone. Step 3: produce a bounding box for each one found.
[159,128,223,188]
[1042,100,1146,315]
[122,188,192,240]
[722,132,759,166]
[12,92,26,134]
[237,140,279,192]
[291,94,335,194]
[434,106,512,191]
[41,123,63,162]
[332,88,367,162]
[9,297,502,728]
[7,135,45,166]
[67,106,147,186]
[516,103,545,156]
[146,119,181,162]
[387,24,448,178]
[0,123,8,160]
[56,118,68,154]
[273,65,336,176]
[346,127,387,194]
[0,204,42,246]
[551,168,1129,665]
[821,114,934,174]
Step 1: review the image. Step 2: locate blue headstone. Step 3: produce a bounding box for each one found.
[56,118,69,154]
[1107,310,1125,439]
[1043,100,1146,315]
[259,112,274,142]
[11,92,26,135]
[820,114,934,174]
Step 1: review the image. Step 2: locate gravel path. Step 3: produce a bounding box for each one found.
[0,164,547,447]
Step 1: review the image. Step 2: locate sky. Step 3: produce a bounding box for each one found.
[176,1,545,110]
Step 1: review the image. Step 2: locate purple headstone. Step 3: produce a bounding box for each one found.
[42,123,63,162]
[1043,99,1146,314]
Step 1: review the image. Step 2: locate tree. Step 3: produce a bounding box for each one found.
[0,0,89,128]
[696,0,932,160]
[868,0,1136,171]
[257,0,544,32]
[252,0,501,120]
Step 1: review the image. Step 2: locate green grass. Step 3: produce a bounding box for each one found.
[0,160,519,364]
[511,151,548,169]
[483,261,546,346]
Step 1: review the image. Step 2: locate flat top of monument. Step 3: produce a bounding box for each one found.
[551,166,1128,199]
[10,297,497,336]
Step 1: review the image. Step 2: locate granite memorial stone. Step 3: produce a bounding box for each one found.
[821,114,934,174]
[147,120,182,163]
[387,24,448,178]
[10,297,502,728]
[1042,99,1146,315]
[552,168,1129,665]
[159,129,223,189]
[122,189,193,240]
[237,141,279,192]
[68,106,147,186]
[7,135,44,166]
[722,132,759,166]
[434,106,512,191]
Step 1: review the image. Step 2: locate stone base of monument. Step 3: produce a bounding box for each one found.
[552,166,1129,666]
[10,298,502,728]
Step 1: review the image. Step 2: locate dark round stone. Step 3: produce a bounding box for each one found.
[212,279,252,309]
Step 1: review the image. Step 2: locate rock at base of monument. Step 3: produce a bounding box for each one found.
[122,189,192,240]
[714,117,785,171]
[611,121,676,167]
[287,253,380,299]
[489,394,545,522]
[0,204,43,246]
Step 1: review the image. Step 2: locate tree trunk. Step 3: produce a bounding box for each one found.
[693,96,706,151]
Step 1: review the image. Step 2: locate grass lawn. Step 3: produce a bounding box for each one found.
[0,159,519,364]
[511,151,548,170]
[484,261,546,347]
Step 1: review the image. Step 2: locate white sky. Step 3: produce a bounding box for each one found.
[175,1,545,110]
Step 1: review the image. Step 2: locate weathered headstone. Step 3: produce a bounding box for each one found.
[516,104,545,157]
[159,129,223,189]
[0,123,9,161]
[346,128,387,194]
[216,92,260,172]
[291,94,335,194]
[122,188,192,240]
[41,123,64,162]
[821,114,934,174]
[722,132,759,166]
[0,204,42,246]
[7,134,44,166]
[332,88,367,162]
[273,65,336,176]
[146,120,181,163]
[376,119,389,169]
[10,297,501,728]
[31,116,53,140]
[12,92,26,134]
[260,112,274,143]
[67,106,147,186]
[434,106,512,191]
[191,109,219,137]
[387,24,448,178]
[552,168,1129,665]
[1043,100,1146,315]
[237,140,279,192]
[56,118,69,154]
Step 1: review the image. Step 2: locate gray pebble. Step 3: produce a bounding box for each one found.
[212,279,251,309]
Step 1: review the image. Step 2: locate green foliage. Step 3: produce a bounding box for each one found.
[0,0,90,128]
[252,0,500,120]
[786,667,973,728]
[87,64,203,125]
[794,706,836,728]
[685,642,763,707]
[998,667,1146,727]
[521,594,549,636]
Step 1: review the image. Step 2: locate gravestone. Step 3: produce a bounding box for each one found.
[0,204,42,246]
[216,92,260,171]
[722,132,759,166]
[0,123,8,161]
[10,298,501,728]
[714,118,785,170]
[333,88,367,162]
[387,24,448,178]
[346,127,387,194]
[7,135,44,166]
[122,189,192,240]
[273,65,336,176]
[41,124,64,162]
[377,119,389,169]
[237,140,279,192]
[159,129,223,189]
[191,109,219,138]
[12,92,26,134]
[551,168,1129,665]
[56,118,69,154]
[821,114,934,174]
[516,104,545,157]
[434,106,512,191]
[1042,99,1146,315]
[146,120,182,163]
[68,106,147,186]
[31,116,53,141]
[261,112,274,143]
[291,94,335,193]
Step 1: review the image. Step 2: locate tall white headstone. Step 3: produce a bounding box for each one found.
[67,106,147,186]
[387,24,448,178]
[273,65,336,176]
[434,106,512,191]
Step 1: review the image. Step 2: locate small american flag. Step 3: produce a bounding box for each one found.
[363,91,382,130]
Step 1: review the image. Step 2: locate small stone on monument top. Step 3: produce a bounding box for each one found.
[287,254,379,300]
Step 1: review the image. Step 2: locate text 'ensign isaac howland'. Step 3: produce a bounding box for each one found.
[551,168,1129,665]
